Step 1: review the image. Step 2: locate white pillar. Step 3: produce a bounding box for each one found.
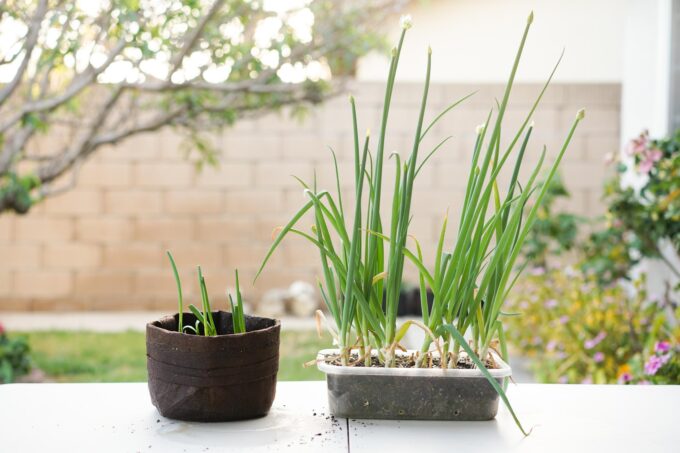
[620,0,672,144]
[621,0,678,304]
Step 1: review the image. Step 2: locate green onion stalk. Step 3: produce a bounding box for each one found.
[256,18,470,366]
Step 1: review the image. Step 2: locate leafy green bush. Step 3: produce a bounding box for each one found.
[0,324,31,383]
[615,129,680,253]
[588,129,680,284]
[506,271,679,384]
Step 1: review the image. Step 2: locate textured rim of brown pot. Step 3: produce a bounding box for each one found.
[146,311,281,422]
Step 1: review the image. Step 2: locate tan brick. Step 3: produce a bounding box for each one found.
[150,295,182,311]
[133,269,174,297]
[585,134,621,163]
[224,190,285,215]
[252,216,297,242]
[80,162,132,187]
[14,217,73,242]
[165,243,222,269]
[42,190,103,215]
[77,218,133,242]
[0,244,41,268]
[280,134,329,160]
[0,272,11,296]
[503,107,559,134]
[222,134,281,160]
[311,159,355,190]
[165,191,223,214]
[105,190,162,214]
[389,82,447,108]
[411,190,463,217]
[250,267,316,296]
[0,216,12,241]
[560,161,612,189]
[281,235,321,267]
[508,83,567,107]
[99,133,160,161]
[196,218,254,242]
[560,107,619,134]
[32,297,85,311]
[83,294,152,310]
[157,129,185,159]
[318,101,377,135]
[184,266,230,304]
[74,270,132,296]
[134,162,194,188]
[196,162,252,188]
[104,244,163,267]
[565,84,621,107]
[14,270,72,297]
[44,243,101,269]
[255,108,319,133]
[254,162,313,187]
[587,189,608,217]
[225,243,282,269]
[0,298,32,311]
[435,163,475,189]
[553,189,589,216]
[135,218,194,241]
[443,84,501,108]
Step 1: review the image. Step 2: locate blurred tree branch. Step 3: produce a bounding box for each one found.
[0,0,401,214]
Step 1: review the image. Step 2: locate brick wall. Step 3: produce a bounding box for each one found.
[0,82,620,311]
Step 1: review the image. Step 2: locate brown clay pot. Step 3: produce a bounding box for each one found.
[146,311,280,422]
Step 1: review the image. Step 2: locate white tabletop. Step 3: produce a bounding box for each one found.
[1,382,678,452]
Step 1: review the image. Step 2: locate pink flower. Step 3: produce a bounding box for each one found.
[638,380,651,385]
[638,158,654,174]
[648,147,663,162]
[558,315,569,325]
[584,332,606,350]
[546,340,557,352]
[544,299,558,309]
[0,322,4,335]
[530,266,546,276]
[626,130,650,156]
[618,373,633,384]
[655,341,670,354]
[593,352,605,363]
[644,355,665,375]
[581,377,593,384]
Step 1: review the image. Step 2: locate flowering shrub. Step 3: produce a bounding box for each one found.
[0,323,31,384]
[506,271,679,384]
[605,129,680,266]
[618,340,680,385]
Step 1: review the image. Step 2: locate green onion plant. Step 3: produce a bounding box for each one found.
[167,251,247,335]
[229,270,247,334]
[256,13,583,434]
[257,17,470,367]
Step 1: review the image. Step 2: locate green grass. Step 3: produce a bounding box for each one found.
[15,330,330,383]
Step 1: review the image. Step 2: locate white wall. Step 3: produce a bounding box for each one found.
[621,0,672,142]
[357,0,626,83]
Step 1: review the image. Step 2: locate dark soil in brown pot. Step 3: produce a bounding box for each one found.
[146,311,280,422]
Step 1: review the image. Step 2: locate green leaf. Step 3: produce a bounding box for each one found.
[437,324,530,436]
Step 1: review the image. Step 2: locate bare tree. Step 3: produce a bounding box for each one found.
[0,0,399,214]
